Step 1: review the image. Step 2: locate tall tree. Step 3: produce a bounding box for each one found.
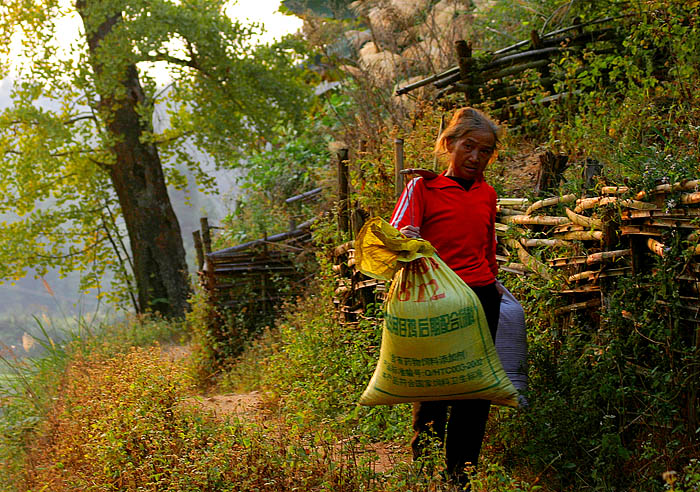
[0,0,310,317]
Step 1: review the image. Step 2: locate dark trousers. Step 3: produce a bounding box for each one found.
[410,282,502,484]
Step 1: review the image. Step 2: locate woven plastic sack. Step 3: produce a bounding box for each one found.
[355,218,518,407]
[495,281,528,406]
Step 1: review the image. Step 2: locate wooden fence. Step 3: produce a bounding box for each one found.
[194,188,321,318]
[396,16,627,118]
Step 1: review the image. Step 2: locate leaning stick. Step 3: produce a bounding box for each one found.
[505,239,551,280]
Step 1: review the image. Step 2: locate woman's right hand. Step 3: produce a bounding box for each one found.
[400,225,421,238]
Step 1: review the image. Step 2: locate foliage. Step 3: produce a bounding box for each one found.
[545,0,700,185]
[221,266,409,439]
[0,0,312,313]
[488,226,700,491]
[214,119,331,248]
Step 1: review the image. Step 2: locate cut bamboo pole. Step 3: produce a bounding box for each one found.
[520,238,571,248]
[556,230,604,241]
[498,198,530,207]
[503,215,571,226]
[680,191,700,205]
[635,179,700,199]
[565,207,603,229]
[525,194,577,215]
[333,241,354,257]
[549,256,587,267]
[574,196,657,213]
[497,206,527,216]
[647,238,666,257]
[554,298,601,315]
[568,270,599,282]
[601,186,630,195]
[559,285,602,294]
[505,238,551,280]
[574,196,616,212]
[553,223,586,234]
[500,262,530,275]
[586,249,630,264]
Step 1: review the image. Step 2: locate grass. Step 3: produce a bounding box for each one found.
[0,313,186,490]
[3,272,699,491]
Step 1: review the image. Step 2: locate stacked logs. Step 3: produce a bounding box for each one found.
[495,180,700,322]
[332,180,700,327]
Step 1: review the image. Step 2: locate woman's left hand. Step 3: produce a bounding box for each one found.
[400,225,421,238]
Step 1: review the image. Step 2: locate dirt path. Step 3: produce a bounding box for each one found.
[163,344,408,474]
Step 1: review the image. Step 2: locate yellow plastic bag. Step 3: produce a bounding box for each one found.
[355,217,518,407]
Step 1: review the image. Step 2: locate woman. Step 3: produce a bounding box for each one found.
[389,107,502,487]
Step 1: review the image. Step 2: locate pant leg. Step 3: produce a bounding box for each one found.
[471,282,502,342]
[444,282,502,482]
[445,398,492,482]
[410,400,448,460]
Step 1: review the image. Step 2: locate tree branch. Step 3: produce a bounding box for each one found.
[32,235,109,260]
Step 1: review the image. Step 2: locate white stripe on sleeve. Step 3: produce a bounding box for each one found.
[390,177,421,228]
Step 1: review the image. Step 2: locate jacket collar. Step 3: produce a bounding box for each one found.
[423,170,485,190]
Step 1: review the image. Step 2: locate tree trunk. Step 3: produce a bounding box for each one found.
[78,3,190,317]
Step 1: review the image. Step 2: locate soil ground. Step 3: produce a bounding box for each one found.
[162,344,408,474]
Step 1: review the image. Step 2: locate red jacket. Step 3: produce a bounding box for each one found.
[390,173,498,287]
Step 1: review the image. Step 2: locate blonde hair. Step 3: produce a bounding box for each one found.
[434,107,502,156]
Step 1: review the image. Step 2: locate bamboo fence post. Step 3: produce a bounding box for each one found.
[599,208,619,315]
[394,138,404,201]
[530,30,553,90]
[455,39,474,103]
[200,217,212,255]
[434,114,445,171]
[193,230,204,271]
[337,148,350,235]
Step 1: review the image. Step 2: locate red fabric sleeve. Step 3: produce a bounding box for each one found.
[389,177,424,231]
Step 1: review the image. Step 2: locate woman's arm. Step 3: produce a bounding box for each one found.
[390,177,424,232]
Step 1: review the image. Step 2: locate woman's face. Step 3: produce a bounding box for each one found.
[445,128,496,180]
